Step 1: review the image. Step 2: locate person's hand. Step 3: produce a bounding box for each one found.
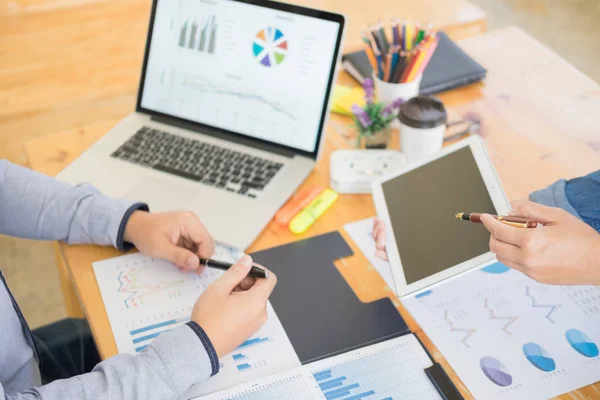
[124,211,215,272]
[371,218,389,261]
[191,255,277,357]
[481,201,600,285]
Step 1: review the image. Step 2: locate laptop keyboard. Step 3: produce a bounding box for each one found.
[111,127,283,198]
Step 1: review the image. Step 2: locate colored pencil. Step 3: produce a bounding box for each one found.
[361,31,378,72]
[364,21,437,83]
[377,21,390,53]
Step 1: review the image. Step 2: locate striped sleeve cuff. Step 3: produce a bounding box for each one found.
[186,321,220,376]
[116,203,150,252]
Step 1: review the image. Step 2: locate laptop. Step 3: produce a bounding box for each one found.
[57,0,345,249]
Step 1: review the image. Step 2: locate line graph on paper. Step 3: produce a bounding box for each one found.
[117,267,186,308]
[525,286,561,323]
[445,310,478,348]
[483,297,519,335]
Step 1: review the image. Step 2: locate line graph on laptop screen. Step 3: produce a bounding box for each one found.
[140,0,341,153]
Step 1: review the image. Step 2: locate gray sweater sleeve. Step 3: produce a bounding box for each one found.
[0,159,136,247]
[0,160,218,399]
[2,324,215,400]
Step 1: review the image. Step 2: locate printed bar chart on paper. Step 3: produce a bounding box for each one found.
[196,334,441,400]
[402,261,600,400]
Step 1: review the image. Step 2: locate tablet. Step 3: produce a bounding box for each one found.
[371,136,510,297]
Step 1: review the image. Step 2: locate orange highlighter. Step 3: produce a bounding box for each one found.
[275,186,324,226]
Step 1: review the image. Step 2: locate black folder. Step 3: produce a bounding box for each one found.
[341,32,487,95]
[250,231,463,400]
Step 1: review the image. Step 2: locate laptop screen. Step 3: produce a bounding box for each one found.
[139,0,343,155]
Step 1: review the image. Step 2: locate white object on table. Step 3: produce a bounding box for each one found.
[194,333,440,400]
[399,121,446,164]
[374,73,422,106]
[330,150,405,194]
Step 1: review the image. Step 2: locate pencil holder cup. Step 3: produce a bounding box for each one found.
[373,73,422,107]
[398,96,447,164]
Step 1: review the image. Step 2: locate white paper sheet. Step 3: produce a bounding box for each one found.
[195,334,440,400]
[344,218,396,291]
[402,260,600,400]
[93,243,301,396]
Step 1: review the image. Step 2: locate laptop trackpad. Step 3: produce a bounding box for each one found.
[123,177,199,212]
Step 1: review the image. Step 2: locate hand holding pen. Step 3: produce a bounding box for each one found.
[456,212,538,228]
[476,202,600,286]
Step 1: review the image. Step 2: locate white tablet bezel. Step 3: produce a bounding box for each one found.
[371,136,510,297]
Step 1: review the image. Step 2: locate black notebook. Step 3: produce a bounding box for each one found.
[341,32,487,95]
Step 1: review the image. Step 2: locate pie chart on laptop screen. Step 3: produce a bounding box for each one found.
[252,27,288,67]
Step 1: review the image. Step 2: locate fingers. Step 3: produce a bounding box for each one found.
[489,236,522,264]
[372,219,386,251]
[158,243,200,270]
[372,218,382,239]
[375,249,389,261]
[495,256,526,275]
[509,201,563,224]
[214,255,253,293]
[481,214,528,247]
[237,276,256,291]
[181,212,215,258]
[249,269,277,299]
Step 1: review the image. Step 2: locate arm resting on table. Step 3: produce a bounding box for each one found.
[1,322,219,400]
[0,160,146,248]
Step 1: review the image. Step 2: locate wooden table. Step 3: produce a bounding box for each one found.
[24,25,600,400]
[0,0,485,167]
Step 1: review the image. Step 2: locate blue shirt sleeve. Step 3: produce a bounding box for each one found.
[529,169,600,233]
[564,170,600,232]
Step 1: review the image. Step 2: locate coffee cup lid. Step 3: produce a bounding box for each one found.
[399,96,447,129]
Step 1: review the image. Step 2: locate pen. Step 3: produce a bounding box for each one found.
[455,213,538,228]
[199,258,268,278]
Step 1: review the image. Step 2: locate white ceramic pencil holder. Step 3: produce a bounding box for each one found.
[373,73,422,106]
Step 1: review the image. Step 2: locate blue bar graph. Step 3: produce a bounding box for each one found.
[345,391,375,400]
[129,317,188,336]
[325,384,360,399]
[236,363,251,371]
[237,337,270,349]
[312,339,439,399]
[232,353,246,361]
[132,331,161,344]
[314,369,332,381]
[319,376,346,390]
[135,344,148,353]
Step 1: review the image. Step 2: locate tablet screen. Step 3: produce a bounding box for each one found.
[382,146,496,284]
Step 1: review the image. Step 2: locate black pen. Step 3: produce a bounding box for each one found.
[199,258,268,278]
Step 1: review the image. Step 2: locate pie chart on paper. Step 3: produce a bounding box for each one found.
[522,342,556,372]
[566,328,599,358]
[480,356,513,387]
[252,27,288,67]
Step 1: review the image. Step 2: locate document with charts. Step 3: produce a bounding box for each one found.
[93,244,301,396]
[194,334,440,400]
[402,260,600,400]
